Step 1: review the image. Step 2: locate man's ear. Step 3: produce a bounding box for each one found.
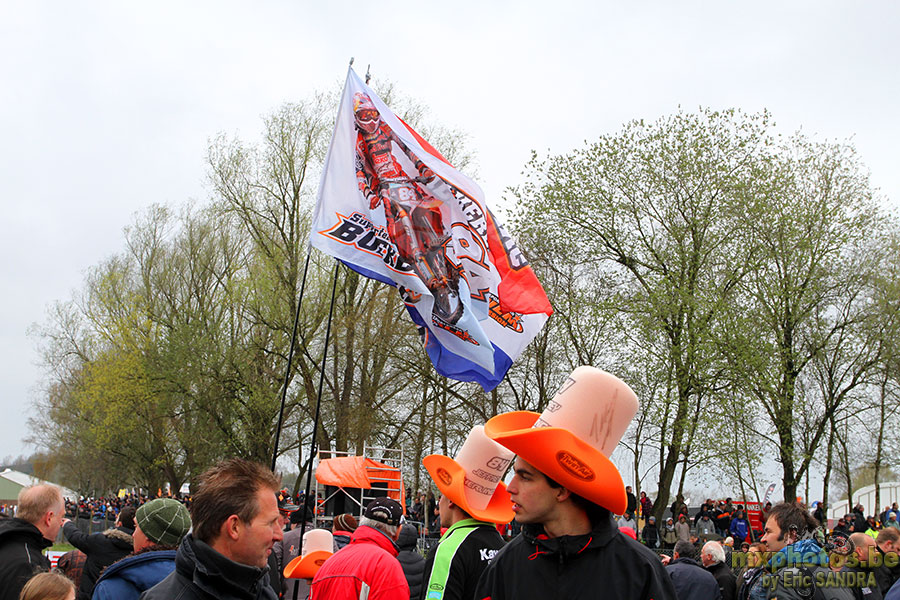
[555,487,573,503]
[221,514,242,541]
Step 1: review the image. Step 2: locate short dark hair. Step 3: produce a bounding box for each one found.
[674,540,696,559]
[118,506,136,530]
[767,502,817,541]
[543,472,606,524]
[191,458,280,543]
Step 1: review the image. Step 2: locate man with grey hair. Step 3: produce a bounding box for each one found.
[310,497,409,599]
[701,540,736,600]
[0,484,65,600]
[663,539,721,600]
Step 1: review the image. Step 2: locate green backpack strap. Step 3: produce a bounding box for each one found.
[425,520,482,600]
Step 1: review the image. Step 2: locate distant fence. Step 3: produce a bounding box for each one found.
[55,515,118,544]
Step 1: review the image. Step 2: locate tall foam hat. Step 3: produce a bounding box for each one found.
[484,366,638,514]
[423,425,515,524]
[283,529,334,581]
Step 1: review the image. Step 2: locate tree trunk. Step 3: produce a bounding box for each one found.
[822,417,835,512]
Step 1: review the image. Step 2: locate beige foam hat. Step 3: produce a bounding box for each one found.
[284,529,334,580]
[423,425,515,524]
[484,366,638,514]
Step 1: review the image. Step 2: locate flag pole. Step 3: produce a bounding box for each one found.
[271,251,314,472]
[298,260,340,541]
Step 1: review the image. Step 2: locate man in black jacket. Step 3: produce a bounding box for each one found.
[62,505,135,599]
[475,367,677,600]
[0,484,65,600]
[397,523,425,600]
[664,540,721,600]
[701,540,736,600]
[143,458,284,600]
[421,426,512,600]
[875,528,900,594]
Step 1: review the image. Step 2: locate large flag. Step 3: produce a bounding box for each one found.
[311,68,552,390]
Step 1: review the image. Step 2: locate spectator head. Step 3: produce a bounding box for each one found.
[648,516,656,523]
[190,458,283,568]
[17,484,64,542]
[134,498,192,552]
[762,502,817,553]
[851,532,878,567]
[876,527,900,553]
[673,539,696,560]
[359,497,403,541]
[116,506,136,531]
[332,513,358,533]
[701,541,725,567]
[747,541,766,567]
[19,571,75,600]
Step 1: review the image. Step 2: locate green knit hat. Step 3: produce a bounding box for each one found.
[136,499,191,546]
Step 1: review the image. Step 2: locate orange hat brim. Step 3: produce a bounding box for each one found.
[483,411,627,515]
[283,550,332,580]
[423,454,514,524]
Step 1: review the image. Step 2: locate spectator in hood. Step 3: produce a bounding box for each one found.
[395,523,424,600]
[63,506,136,600]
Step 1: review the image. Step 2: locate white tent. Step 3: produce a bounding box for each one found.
[0,468,78,502]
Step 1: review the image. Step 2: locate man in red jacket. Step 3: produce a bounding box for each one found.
[310,497,409,600]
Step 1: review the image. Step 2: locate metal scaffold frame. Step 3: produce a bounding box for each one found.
[312,445,404,528]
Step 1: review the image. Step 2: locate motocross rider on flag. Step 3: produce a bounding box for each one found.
[353,92,464,324]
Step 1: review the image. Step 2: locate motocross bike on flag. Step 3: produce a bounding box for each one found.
[311,68,552,390]
[353,92,464,324]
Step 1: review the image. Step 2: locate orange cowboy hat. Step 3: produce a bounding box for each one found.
[283,529,333,580]
[423,425,515,524]
[483,366,638,515]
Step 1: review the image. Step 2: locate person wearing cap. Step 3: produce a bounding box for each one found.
[332,513,358,550]
[62,504,135,600]
[474,367,677,600]
[91,498,192,600]
[420,426,513,600]
[310,497,409,600]
[143,458,283,600]
[278,490,300,530]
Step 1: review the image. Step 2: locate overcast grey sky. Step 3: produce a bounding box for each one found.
[1,1,898,466]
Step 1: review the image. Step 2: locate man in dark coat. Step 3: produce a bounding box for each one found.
[875,528,900,594]
[627,486,638,516]
[396,523,424,600]
[92,498,192,600]
[701,540,736,600]
[664,540,721,600]
[847,533,885,600]
[474,368,677,600]
[642,516,661,548]
[0,484,65,600]
[143,458,283,600]
[63,505,136,599]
